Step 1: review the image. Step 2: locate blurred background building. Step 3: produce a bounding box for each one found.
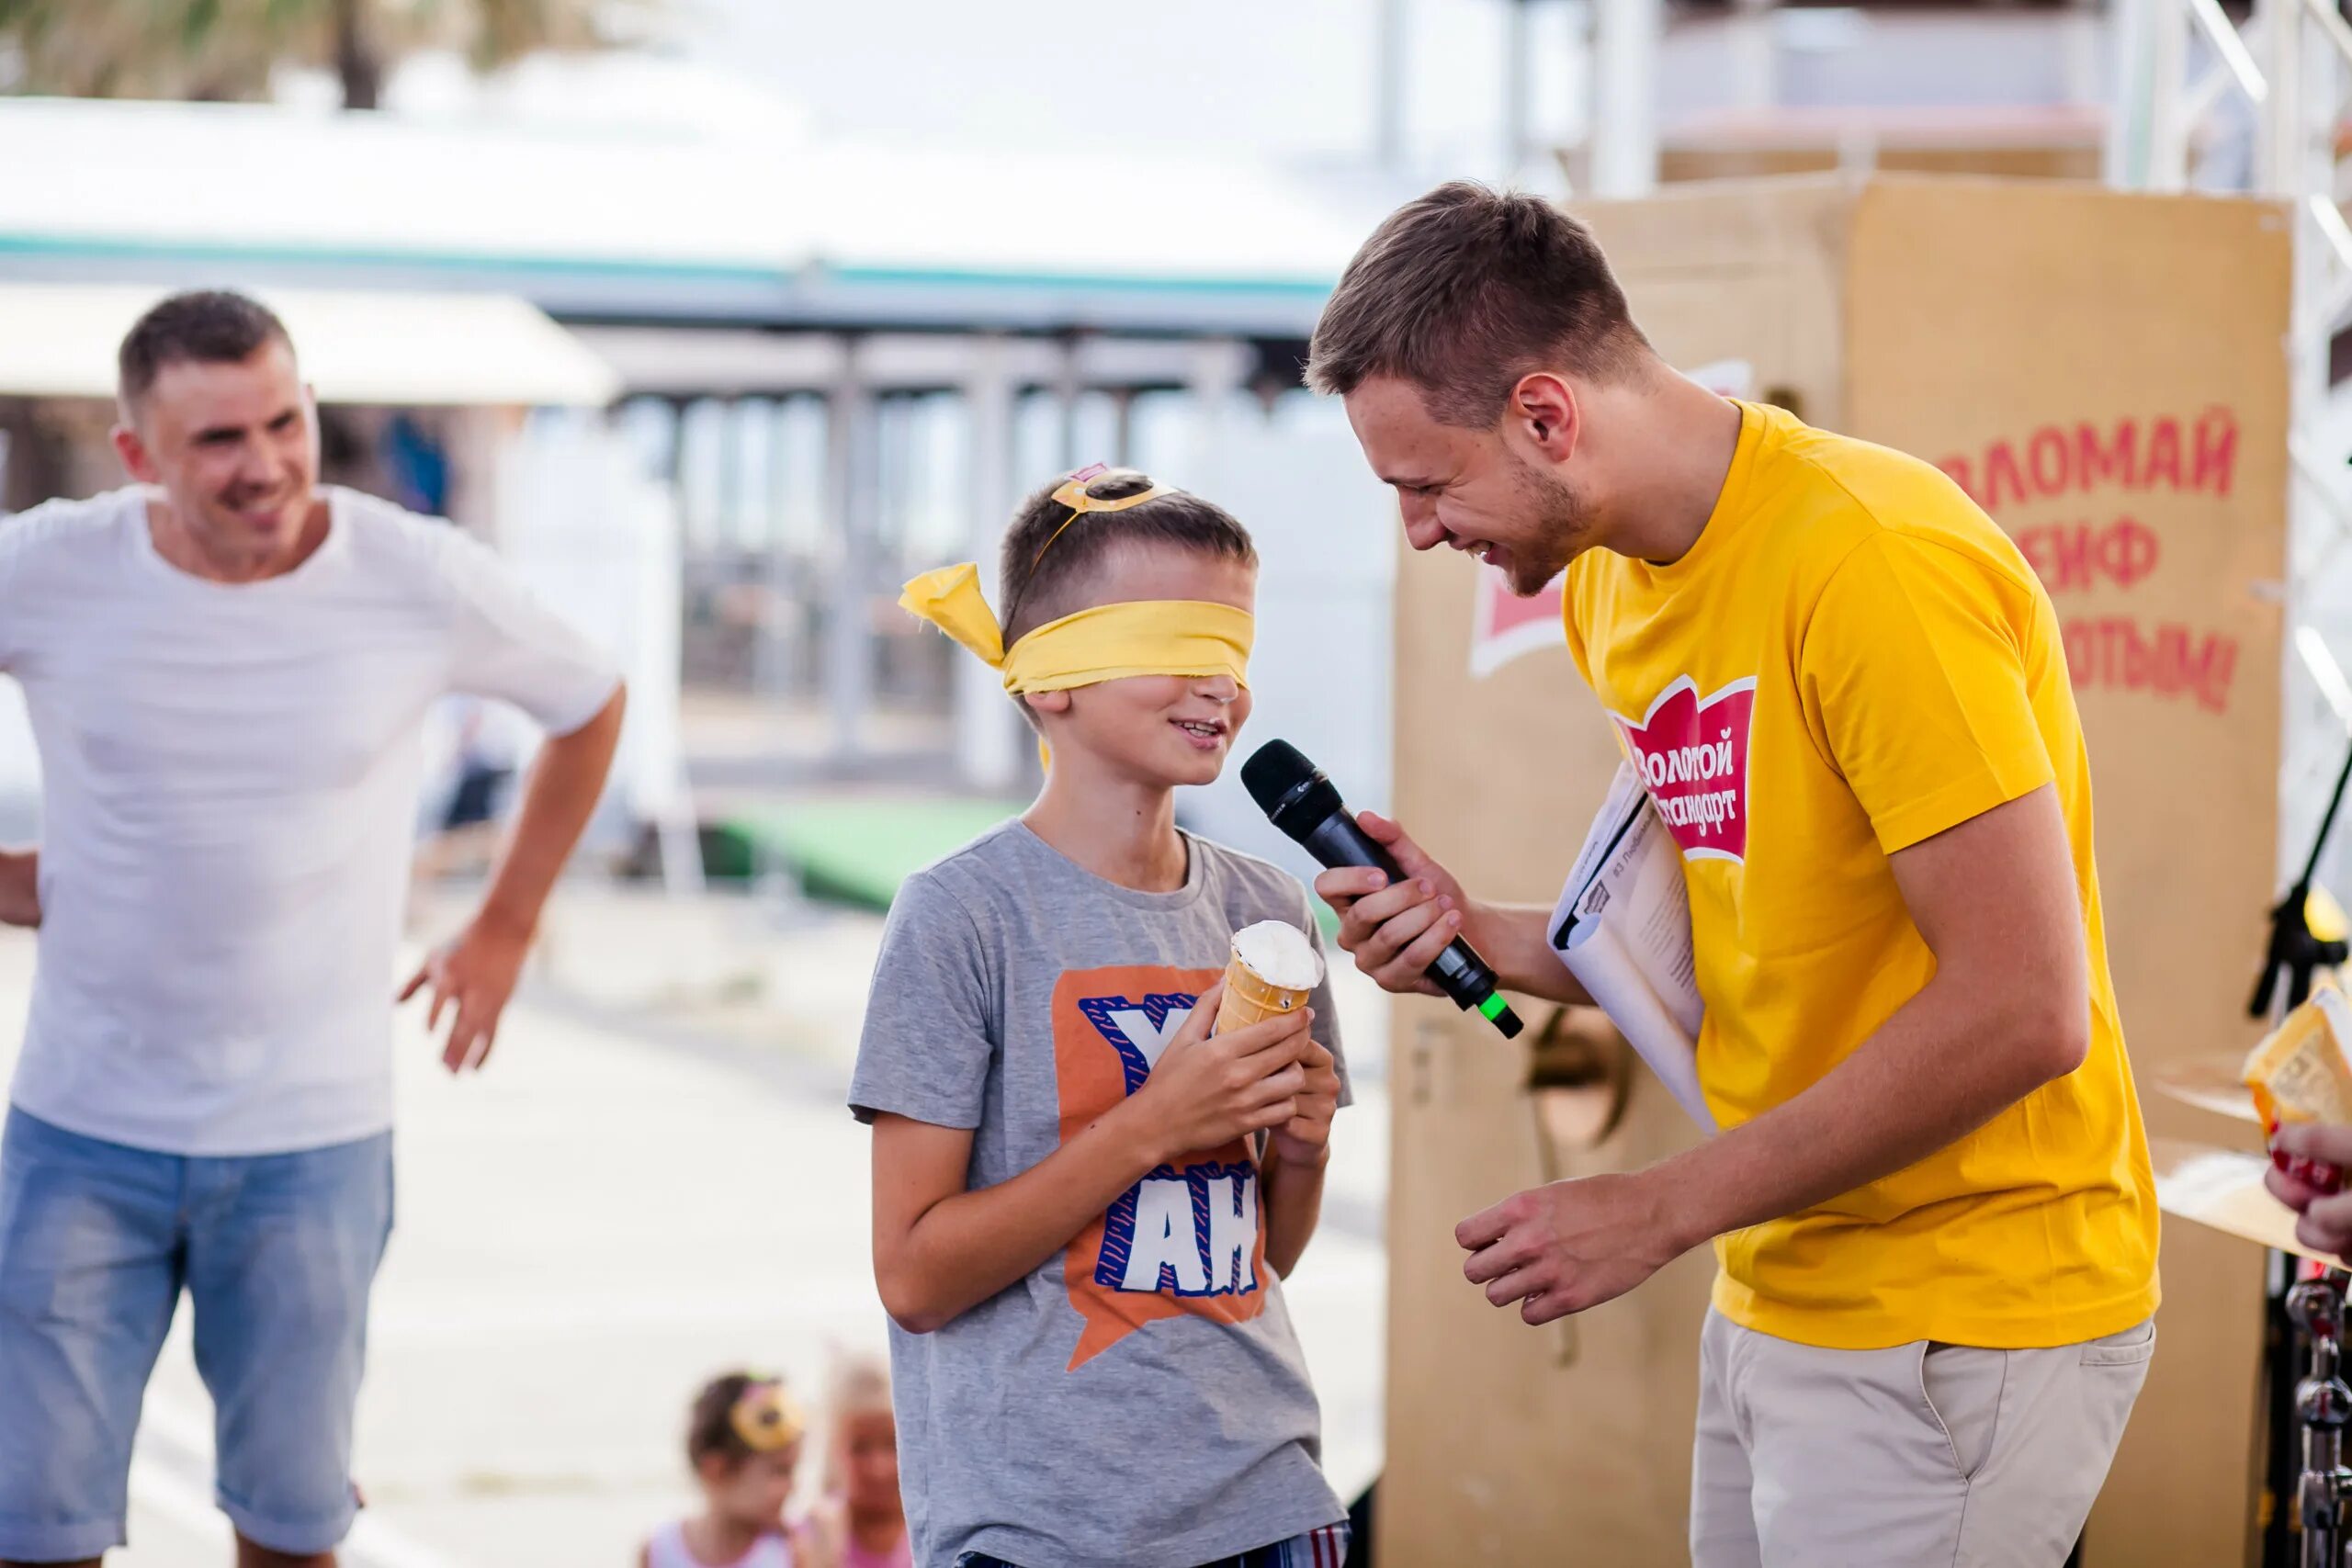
[2,0,2335,893]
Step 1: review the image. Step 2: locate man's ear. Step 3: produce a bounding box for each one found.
[1505,372,1581,463]
[111,418,160,484]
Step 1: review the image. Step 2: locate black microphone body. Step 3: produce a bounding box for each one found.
[1243,741,1524,1039]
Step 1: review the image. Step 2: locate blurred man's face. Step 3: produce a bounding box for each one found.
[1342,373,1595,597]
[113,340,321,572]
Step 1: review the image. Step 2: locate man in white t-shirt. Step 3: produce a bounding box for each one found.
[0,291,625,1568]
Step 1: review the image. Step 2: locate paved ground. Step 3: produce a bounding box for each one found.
[0,880,1389,1567]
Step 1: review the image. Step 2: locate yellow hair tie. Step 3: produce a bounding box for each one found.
[899,563,1252,694]
[729,1378,806,1453]
[1030,464,1177,567]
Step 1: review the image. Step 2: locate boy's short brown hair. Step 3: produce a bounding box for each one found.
[1305,180,1651,427]
[996,468,1255,651]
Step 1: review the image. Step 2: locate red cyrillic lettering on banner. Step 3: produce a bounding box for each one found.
[2191,405,2238,496]
[2141,418,2183,491]
[2076,421,2138,491]
[2016,518,2163,594]
[1984,442,2030,513]
[2062,616,2238,712]
[2029,427,2071,495]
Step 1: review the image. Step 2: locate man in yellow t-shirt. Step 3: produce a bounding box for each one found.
[1306,183,2158,1566]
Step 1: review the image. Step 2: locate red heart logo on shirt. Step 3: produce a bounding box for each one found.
[1614,677,1758,863]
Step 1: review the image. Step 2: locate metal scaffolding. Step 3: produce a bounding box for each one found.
[2111,0,2352,872]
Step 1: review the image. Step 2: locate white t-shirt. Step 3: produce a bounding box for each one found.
[0,486,621,1156]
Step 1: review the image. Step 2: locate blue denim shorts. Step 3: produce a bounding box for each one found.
[0,1107,394,1561]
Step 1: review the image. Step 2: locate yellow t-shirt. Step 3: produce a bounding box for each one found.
[1563,400,2159,1350]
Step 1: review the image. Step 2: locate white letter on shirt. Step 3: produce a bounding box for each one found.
[1121,1176,1208,1293]
[1204,1170,1259,1293]
[1107,1006,1192,1073]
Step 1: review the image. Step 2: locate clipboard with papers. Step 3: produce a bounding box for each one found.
[1548,761,1716,1131]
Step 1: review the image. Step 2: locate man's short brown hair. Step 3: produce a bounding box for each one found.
[1305,181,1650,426]
[118,289,293,407]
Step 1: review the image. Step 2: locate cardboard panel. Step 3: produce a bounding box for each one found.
[1660,145,2102,186]
[1572,176,1857,431]
[1384,538,1717,1564]
[1846,177,2291,1568]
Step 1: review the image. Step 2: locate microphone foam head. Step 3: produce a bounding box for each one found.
[1241,740,1318,817]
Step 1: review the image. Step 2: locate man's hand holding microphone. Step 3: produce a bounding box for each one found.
[1317,809,1559,1005]
[1308,784,1697,1327]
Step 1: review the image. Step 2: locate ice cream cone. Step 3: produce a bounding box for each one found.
[1213,920,1323,1034]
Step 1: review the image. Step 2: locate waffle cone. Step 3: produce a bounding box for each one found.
[1213,944,1314,1033]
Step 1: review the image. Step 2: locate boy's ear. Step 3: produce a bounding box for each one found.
[1023,690,1073,717]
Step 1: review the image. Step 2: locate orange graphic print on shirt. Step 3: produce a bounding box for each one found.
[1053,964,1271,1371]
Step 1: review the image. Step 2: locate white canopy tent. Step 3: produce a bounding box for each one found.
[0,96,1369,335]
[0,281,619,407]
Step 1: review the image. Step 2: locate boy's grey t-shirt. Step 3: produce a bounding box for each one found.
[851,820,1349,1568]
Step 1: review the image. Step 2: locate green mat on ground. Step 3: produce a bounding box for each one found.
[714,798,1342,937]
[718,798,1025,909]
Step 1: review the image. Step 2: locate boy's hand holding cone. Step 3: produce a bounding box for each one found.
[1135,979,1313,1164]
[1216,920,1339,1166]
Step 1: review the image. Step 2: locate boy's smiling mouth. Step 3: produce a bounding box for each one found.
[1172,716,1229,750]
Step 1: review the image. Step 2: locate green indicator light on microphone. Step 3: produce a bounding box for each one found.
[1478,991,1525,1038]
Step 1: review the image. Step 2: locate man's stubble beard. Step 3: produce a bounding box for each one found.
[1507,455,1593,597]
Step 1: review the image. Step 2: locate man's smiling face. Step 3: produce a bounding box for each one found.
[1341,373,1597,597]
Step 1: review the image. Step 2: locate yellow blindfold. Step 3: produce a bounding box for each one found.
[899,564,1252,694]
[898,468,1253,694]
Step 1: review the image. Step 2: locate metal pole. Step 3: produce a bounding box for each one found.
[957,338,1021,792]
[2107,0,2158,186]
[2153,0,2190,188]
[1186,339,1250,488]
[1504,0,1532,179]
[1110,387,1136,469]
[2262,0,2306,196]
[1374,0,1409,170]
[824,344,875,766]
[1589,0,1661,197]
[2266,0,2339,883]
[755,400,791,702]
[1056,334,1083,470]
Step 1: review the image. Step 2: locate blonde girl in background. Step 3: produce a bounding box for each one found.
[813,1354,911,1568]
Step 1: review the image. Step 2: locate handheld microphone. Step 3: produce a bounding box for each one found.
[1242,739,1524,1040]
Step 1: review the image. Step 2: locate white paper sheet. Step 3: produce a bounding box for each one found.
[1551,761,1714,1131]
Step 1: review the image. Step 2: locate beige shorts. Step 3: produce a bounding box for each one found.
[1690,1306,2156,1568]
